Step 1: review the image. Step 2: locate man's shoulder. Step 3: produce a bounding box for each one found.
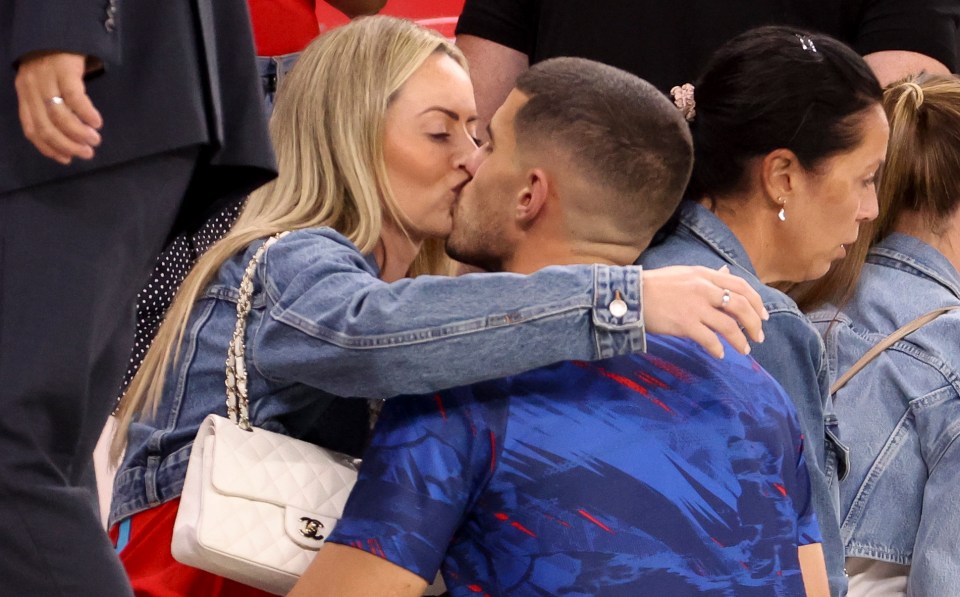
[644,334,789,397]
[475,338,785,398]
[489,340,795,426]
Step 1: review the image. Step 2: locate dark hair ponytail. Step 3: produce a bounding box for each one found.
[688,26,882,200]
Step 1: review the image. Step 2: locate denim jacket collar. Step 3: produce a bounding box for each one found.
[677,202,760,280]
[870,233,960,302]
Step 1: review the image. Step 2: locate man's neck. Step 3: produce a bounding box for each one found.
[504,238,634,274]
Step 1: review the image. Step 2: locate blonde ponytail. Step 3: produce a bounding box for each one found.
[875,74,960,241]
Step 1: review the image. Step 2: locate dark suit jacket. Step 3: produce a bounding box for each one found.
[0,0,276,232]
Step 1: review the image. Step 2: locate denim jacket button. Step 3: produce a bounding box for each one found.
[609,297,628,318]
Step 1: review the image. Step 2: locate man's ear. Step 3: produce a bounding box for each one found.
[760,148,802,206]
[516,168,549,228]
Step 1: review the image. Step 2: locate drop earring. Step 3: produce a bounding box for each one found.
[777,197,786,222]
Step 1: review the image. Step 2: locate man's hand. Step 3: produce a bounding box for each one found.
[642,265,768,359]
[14,51,103,164]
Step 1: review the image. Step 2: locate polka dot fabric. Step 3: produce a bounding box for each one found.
[118,200,244,404]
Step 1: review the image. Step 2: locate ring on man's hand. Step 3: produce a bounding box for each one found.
[46,96,65,106]
[720,288,731,309]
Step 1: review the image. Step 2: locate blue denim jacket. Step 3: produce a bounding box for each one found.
[641,202,848,597]
[810,233,960,597]
[110,228,647,527]
[256,53,300,117]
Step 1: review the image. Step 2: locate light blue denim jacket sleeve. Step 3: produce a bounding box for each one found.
[810,233,960,596]
[110,227,647,527]
[750,309,834,476]
[910,406,960,597]
[252,229,647,399]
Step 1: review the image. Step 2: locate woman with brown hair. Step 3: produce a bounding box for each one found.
[811,74,960,597]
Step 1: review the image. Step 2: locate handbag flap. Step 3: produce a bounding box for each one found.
[203,414,359,517]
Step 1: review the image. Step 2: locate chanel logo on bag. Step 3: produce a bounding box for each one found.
[299,517,325,540]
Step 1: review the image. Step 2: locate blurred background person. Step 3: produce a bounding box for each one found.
[456,0,958,140]
[0,0,275,594]
[315,0,465,38]
[250,0,387,115]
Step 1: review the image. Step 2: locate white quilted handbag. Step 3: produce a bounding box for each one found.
[171,233,361,595]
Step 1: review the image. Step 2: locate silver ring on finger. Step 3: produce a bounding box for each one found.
[720,288,732,309]
[46,95,65,106]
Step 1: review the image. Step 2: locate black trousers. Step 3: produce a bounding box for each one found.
[0,147,198,596]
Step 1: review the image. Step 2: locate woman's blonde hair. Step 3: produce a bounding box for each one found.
[874,74,960,239]
[112,16,465,460]
[789,73,960,312]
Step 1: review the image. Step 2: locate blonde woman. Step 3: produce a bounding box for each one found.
[812,74,960,597]
[107,16,765,593]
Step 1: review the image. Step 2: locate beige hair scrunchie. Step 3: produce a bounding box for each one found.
[670,83,696,122]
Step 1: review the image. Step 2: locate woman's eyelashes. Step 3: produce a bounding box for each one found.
[427,128,481,147]
[863,164,883,188]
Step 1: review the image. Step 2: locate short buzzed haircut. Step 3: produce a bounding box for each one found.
[514,57,693,238]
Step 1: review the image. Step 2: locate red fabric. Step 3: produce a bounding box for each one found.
[249,0,469,56]
[315,0,467,38]
[248,0,319,56]
[110,499,274,597]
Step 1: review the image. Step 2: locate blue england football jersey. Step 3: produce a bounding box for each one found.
[329,334,820,596]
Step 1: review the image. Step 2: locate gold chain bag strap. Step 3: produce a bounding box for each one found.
[172,232,361,595]
[831,305,960,394]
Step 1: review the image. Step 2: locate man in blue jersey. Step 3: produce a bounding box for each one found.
[290,57,828,597]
